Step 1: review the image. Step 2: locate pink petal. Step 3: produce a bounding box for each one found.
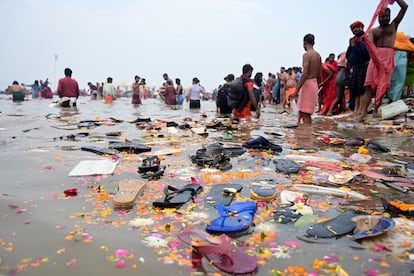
[115,249,129,259]
[372,245,392,252]
[66,259,77,266]
[16,208,26,214]
[8,204,19,209]
[323,254,340,262]
[168,240,181,249]
[366,269,379,276]
[268,241,277,247]
[56,225,66,229]
[284,241,300,248]
[24,221,31,225]
[115,259,126,268]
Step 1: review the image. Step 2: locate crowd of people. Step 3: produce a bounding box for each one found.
[6,0,413,126]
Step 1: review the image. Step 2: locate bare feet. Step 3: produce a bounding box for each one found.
[357,112,367,123]
[326,112,333,116]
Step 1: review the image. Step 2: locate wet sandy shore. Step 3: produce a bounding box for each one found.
[0,96,413,276]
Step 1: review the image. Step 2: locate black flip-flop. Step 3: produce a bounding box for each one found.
[242,136,283,152]
[273,204,303,224]
[153,184,203,209]
[273,159,300,174]
[140,165,166,180]
[109,142,151,154]
[81,146,119,156]
[204,184,243,206]
[138,155,160,173]
[367,141,390,153]
[305,209,368,239]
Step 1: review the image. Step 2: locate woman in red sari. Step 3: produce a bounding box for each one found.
[319,54,338,115]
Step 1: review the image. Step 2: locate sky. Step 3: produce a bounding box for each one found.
[1,0,413,92]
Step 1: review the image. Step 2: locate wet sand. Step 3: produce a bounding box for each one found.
[0,96,413,276]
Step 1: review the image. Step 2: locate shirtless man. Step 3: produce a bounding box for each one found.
[289,34,322,125]
[277,67,287,106]
[284,68,297,108]
[358,0,408,122]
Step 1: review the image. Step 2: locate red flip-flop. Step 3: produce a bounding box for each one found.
[178,229,257,275]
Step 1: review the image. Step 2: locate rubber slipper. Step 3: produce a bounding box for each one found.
[273,204,303,224]
[242,136,283,152]
[273,159,300,174]
[206,201,257,236]
[366,140,390,153]
[138,155,160,173]
[362,169,414,184]
[250,181,277,201]
[204,184,243,206]
[112,179,146,209]
[328,171,360,185]
[279,190,310,205]
[140,165,166,180]
[381,198,414,218]
[152,183,203,209]
[81,146,119,156]
[108,142,151,154]
[129,117,151,123]
[305,209,368,238]
[345,137,365,147]
[351,215,395,240]
[178,229,257,275]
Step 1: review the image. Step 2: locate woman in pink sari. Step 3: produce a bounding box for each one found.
[319,54,338,115]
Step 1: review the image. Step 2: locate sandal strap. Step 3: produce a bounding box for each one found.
[192,234,234,266]
[215,202,257,217]
[163,185,199,202]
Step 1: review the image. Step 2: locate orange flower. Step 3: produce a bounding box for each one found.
[285,266,308,276]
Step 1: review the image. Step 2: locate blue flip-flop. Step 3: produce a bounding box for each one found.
[352,216,395,240]
[250,181,277,201]
[206,201,257,236]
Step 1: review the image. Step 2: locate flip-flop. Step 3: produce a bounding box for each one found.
[152,183,203,209]
[242,136,283,152]
[305,209,368,239]
[140,165,166,180]
[351,215,396,240]
[129,117,151,123]
[178,229,257,275]
[328,171,360,185]
[381,198,414,218]
[362,169,414,184]
[366,141,390,153]
[138,155,160,173]
[112,179,146,209]
[108,142,151,154]
[204,184,243,206]
[250,181,277,201]
[273,159,300,174]
[206,201,257,236]
[345,137,365,147]
[273,204,303,224]
[81,146,119,156]
[292,184,369,201]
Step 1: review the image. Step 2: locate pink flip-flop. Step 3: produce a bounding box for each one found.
[178,229,257,275]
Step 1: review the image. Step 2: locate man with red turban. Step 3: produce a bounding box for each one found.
[357,0,408,122]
